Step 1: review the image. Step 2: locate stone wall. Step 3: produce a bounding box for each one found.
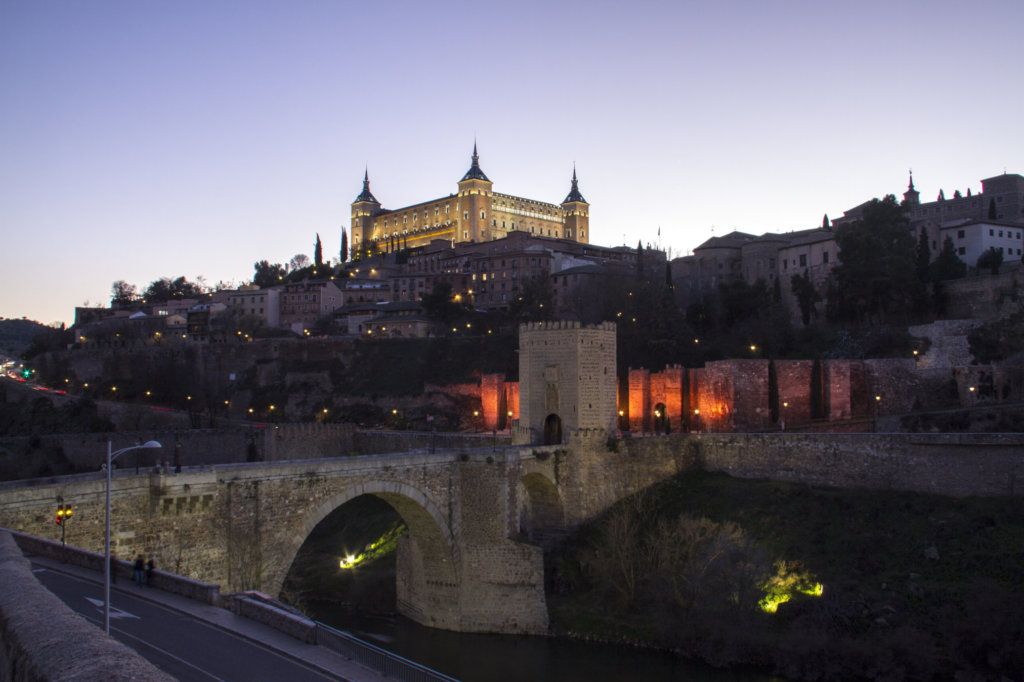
[942,268,1023,320]
[682,432,1024,497]
[0,423,357,481]
[0,530,175,681]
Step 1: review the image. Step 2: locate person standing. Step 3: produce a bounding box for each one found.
[145,556,156,586]
[133,554,145,586]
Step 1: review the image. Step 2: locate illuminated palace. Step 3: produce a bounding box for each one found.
[350,145,590,256]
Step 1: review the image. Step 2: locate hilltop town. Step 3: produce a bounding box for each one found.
[4,157,1023,444]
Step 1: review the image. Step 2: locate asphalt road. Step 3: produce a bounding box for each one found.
[32,563,344,681]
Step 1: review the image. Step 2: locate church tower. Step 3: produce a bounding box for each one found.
[456,143,494,243]
[560,167,590,244]
[902,170,920,206]
[351,169,382,257]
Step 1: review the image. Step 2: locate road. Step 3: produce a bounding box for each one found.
[32,563,346,681]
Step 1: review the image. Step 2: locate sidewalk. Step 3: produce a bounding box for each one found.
[27,553,389,682]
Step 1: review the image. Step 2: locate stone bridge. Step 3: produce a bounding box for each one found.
[0,431,685,635]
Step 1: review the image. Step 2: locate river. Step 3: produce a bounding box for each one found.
[307,602,783,682]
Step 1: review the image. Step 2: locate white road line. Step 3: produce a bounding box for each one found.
[43,567,343,681]
[73,610,225,682]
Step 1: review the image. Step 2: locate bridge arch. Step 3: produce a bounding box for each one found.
[519,471,564,546]
[268,480,459,604]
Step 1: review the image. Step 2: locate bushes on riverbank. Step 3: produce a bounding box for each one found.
[546,471,1024,680]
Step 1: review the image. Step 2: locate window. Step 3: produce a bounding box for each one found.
[799,254,807,267]
[999,231,1003,237]
[464,212,469,220]
[990,229,995,236]
[957,230,965,239]
[822,252,829,264]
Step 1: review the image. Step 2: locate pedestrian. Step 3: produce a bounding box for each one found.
[134,554,145,586]
[146,556,156,586]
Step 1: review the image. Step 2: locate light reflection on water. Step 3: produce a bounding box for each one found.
[307,602,783,682]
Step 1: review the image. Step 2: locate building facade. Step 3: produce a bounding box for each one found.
[350,145,590,257]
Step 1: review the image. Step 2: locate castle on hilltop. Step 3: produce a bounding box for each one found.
[350,144,590,257]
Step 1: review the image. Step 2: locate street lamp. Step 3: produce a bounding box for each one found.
[55,496,72,549]
[105,440,161,635]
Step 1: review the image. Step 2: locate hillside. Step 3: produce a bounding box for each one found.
[0,319,51,359]
[547,470,1024,681]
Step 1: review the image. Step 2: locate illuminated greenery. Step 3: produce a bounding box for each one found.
[339,522,406,570]
[757,561,822,613]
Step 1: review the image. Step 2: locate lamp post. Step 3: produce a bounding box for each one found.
[55,495,72,549]
[105,440,161,636]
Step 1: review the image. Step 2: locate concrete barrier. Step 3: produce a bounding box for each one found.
[226,592,318,644]
[0,529,175,682]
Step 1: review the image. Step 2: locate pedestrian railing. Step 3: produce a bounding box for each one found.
[315,622,459,682]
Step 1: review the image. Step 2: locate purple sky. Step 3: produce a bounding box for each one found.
[1,0,1021,326]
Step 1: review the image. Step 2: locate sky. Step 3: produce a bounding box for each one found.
[1,0,1021,327]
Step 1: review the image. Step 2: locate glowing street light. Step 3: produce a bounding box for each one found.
[105,440,161,635]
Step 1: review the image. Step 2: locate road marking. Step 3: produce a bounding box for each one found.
[84,597,140,619]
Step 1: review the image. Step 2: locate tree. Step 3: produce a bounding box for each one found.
[253,261,287,288]
[822,214,830,229]
[289,254,310,271]
[314,234,324,267]
[768,359,779,424]
[930,237,966,281]
[509,274,555,322]
[144,276,204,302]
[790,272,820,326]
[420,281,464,324]
[110,280,138,307]
[826,195,917,324]
[340,228,348,263]
[977,247,1003,275]
[915,228,931,281]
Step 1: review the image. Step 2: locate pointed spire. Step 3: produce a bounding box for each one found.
[562,164,587,203]
[355,167,378,203]
[460,142,490,182]
[902,168,920,206]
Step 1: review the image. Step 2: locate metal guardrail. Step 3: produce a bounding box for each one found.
[316,622,459,682]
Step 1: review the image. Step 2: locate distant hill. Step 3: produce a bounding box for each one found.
[0,318,52,359]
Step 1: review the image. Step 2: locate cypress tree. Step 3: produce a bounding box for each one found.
[314,233,323,267]
[822,214,830,229]
[340,228,348,263]
[810,357,825,419]
[497,389,508,430]
[916,228,931,281]
[768,359,779,424]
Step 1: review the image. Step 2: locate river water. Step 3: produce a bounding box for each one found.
[308,603,782,682]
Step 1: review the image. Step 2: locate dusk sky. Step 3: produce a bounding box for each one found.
[1,1,1021,326]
